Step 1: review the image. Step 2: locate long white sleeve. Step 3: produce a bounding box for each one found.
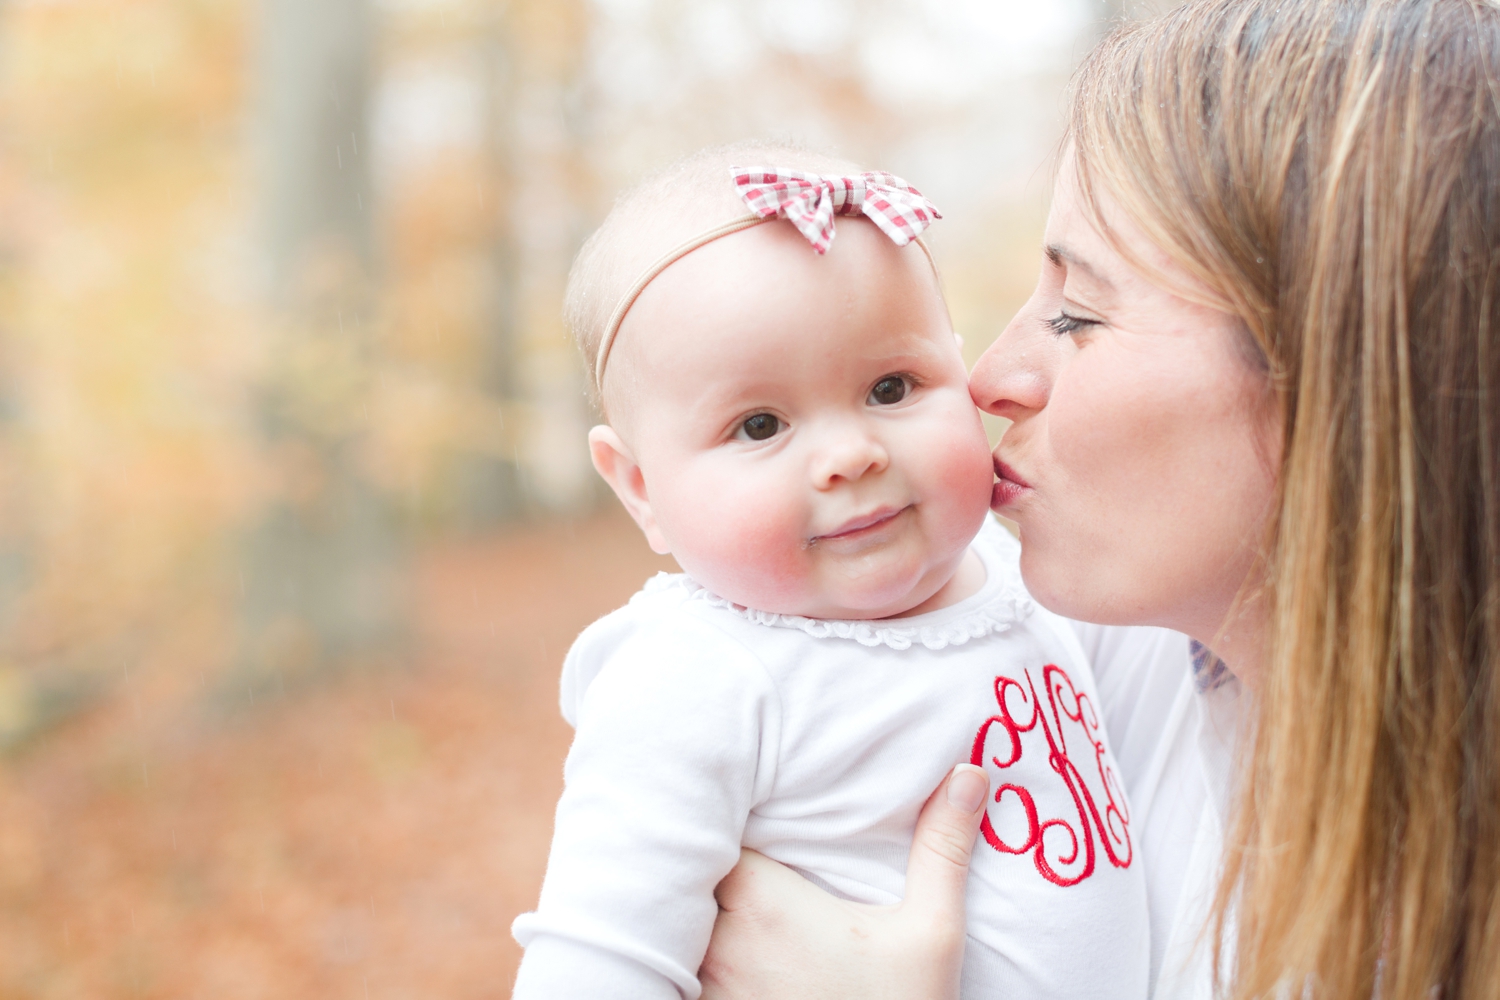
[511,612,781,1000]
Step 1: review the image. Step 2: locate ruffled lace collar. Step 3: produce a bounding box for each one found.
[638,571,1033,652]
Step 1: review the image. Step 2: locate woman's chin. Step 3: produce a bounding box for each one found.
[1017,545,1092,621]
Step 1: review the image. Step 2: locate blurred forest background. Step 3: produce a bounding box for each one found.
[0,0,1156,996]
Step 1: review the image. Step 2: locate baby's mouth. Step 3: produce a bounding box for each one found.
[808,505,909,547]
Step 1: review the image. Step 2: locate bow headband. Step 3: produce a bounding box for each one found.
[593,165,942,397]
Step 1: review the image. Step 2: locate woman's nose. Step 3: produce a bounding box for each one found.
[810,425,889,489]
[970,306,1055,419]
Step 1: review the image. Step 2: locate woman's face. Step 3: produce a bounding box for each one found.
[971,158,1280,654]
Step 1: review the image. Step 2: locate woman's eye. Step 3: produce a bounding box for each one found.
[1046,312,1100,337]
[868,376,908,406]
[739,413,780,441]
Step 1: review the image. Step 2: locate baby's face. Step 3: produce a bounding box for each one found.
[605,218,995,620]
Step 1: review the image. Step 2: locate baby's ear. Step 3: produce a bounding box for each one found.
[587,425,671,555]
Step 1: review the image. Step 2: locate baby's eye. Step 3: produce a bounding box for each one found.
[737,413,781,441]
[868,376,908,406]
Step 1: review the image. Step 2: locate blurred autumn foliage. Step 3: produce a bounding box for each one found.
[0,0,1105,995]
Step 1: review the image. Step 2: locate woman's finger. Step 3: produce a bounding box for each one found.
[701,771,984,1000]
[704,849,871,999]
[898,763,988,918]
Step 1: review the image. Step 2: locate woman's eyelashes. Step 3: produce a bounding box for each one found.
[1045,310,1100,337]
[735,412,782,442]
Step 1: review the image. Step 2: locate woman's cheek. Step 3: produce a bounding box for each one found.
[1016,368,1130,618]
[1044,353,1140,516]
[1037,346,1232,623]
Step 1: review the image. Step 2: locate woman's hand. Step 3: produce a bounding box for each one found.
[699,763,989,1000]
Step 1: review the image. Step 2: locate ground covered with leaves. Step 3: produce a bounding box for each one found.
[0,510,674,999]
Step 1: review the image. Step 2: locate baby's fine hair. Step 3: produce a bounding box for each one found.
[566,139,864,413]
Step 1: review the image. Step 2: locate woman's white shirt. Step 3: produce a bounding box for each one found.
[1071,623,1246,1000]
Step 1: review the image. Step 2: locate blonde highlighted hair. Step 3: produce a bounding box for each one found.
[1070,1,1500,996]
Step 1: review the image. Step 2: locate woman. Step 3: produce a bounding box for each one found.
[699,1,1500,997]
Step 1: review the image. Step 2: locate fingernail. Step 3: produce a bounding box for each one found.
[947,764,989,813]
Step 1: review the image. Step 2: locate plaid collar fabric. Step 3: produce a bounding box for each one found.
[731,166,941,254]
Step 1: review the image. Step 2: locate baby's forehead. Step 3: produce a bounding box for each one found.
[608,223,952,415]
[582,146,914,420]
[592,184,744,308]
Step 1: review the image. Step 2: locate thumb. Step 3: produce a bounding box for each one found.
[900,763,988,916]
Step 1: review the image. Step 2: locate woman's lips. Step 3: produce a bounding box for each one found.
[991,459,1033,509]
[812,505,906,544]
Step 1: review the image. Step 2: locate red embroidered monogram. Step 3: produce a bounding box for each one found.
[968,663,1132,886]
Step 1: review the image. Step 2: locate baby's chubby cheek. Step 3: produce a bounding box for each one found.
[920,408,999,544]
[650,476,814,611]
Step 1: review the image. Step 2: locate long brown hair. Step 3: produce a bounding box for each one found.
[1068,1,1500,996]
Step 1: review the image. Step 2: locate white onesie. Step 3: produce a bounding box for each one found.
[511,516,1150,999]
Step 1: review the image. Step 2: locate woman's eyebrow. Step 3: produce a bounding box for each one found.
[1045,243,1115,291]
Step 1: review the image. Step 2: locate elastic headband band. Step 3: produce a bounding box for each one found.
[594,213,765,396]
[593,166,942,398]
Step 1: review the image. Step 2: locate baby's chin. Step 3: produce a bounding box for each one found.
[691,562,945,622]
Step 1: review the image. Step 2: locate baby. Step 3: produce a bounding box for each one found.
[511,143,1148,1000]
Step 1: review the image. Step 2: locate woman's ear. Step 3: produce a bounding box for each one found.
[588,425,671,555]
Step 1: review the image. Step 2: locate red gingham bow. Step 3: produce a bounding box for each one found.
[730,166,941,254]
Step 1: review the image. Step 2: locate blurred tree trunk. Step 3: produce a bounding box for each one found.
[259,0,373,294]
[455,4,524,528]
[465,0,594,525]
[514,0,596,512]
[242,0,402,683]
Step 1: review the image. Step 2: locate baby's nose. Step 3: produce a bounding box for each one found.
[811,427,890,488]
